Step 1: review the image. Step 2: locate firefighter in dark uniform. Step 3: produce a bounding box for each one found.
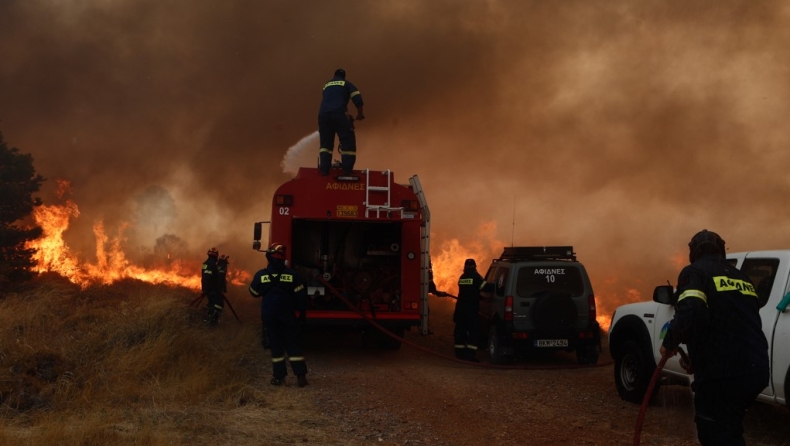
[249,243,309,387]
[318,68,365,176]
[454,258,494,362]
[660,230,769,446]
[217,255,229,294]
[202,247,223,326]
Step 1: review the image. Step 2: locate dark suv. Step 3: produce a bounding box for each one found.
[480,246,600,364]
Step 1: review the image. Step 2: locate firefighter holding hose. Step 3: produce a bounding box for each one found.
[454,258,493,362]
[659,230,769,446]
[202,247,224,326]
[249,243,309,387]
[318,68,364,176]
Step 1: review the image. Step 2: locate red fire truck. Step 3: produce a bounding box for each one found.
[252,167,431,348]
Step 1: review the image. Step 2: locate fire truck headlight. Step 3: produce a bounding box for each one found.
[407,252,415,260]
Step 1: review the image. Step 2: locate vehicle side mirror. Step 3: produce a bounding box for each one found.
[777,291,790,312]
[653,285,676,305]
[253,222,263,250]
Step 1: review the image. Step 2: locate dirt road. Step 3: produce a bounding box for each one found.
[298,302,790,446]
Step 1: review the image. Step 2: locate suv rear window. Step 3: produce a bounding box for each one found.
[516,265,584,298]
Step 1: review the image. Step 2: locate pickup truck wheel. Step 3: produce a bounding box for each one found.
[488,325,511,365]
[614,340,656,403]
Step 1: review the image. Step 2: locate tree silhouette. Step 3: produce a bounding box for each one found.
[0,131,45,283]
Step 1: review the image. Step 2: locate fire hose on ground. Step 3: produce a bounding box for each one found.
[189,293,242,323]
[633,347,690,446]
[317,276,613,371]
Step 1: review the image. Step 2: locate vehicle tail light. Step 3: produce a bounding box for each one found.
[275,194,293,206]
[401,199,420,210]
[504,295,513,321]
[588,294,597,322]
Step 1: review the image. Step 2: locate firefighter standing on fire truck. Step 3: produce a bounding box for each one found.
[202,247,224,326]
[454,258,493,362]
[318,68,364,176]
[660,230,769,446]
[249,243,309,387]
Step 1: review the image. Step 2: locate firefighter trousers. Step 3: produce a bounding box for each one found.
[263,311,307,379]
[453,310,480,360]
[318,111,356,175]
[692,376,764,446]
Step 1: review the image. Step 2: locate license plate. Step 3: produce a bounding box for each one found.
[336,205,358,218]
[536,339,568,347]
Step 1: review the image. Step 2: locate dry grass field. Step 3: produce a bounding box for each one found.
[0,276,345,446]
[4,276,790,446]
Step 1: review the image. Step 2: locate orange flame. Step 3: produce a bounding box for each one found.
[25,180,251,289]
[430,222,505,296]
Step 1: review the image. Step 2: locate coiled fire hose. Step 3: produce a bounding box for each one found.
[316,276,613,370]
[633,347,690,446]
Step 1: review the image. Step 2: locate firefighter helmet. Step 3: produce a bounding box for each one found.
[266,243,287,260]
[334,68,346,78]
[688,229,726,263]
[207,247,219,257]
[219,255,229,263]
[464,258,476,269]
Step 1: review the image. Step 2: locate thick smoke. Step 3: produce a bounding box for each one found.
[2,0,790,317]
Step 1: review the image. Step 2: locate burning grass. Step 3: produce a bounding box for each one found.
[0,276,343,446]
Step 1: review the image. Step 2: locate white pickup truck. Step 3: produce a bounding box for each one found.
[608,250,790,405]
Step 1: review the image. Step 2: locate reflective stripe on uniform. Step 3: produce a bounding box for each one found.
[280,274,293,282]
[478,280,488,290]
[249,286,260,296]
[454,344,466,349]
[294,284,304,292]
[339,149,356,155]
[324,80,345,89]
[272,356,285,363]
[466,345,478,350]
[203,270,213,275]
[320,147,333,154]
[261,275,271,283]
[459,278,473,285]
[350,90,360,98]
[289,356,305,362]
[713,276,758,297]
[678,289,707,305]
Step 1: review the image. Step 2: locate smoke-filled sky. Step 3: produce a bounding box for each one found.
[3,0,790,316]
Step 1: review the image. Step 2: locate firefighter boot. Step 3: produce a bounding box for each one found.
[454,345,465,360]
[270,377,284,386]
[297,374,308,387]
[209,308,222,326]
[203,306,215,324]
[465,348,480,363]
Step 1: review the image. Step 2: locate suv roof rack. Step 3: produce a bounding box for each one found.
[498,246,576,262]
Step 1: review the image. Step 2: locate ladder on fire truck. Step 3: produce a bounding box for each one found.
[363,169,403,218]
[409,175,431,336]
[363,169,431,335]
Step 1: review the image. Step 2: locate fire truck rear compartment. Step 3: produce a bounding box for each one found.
[291,219,405,313]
